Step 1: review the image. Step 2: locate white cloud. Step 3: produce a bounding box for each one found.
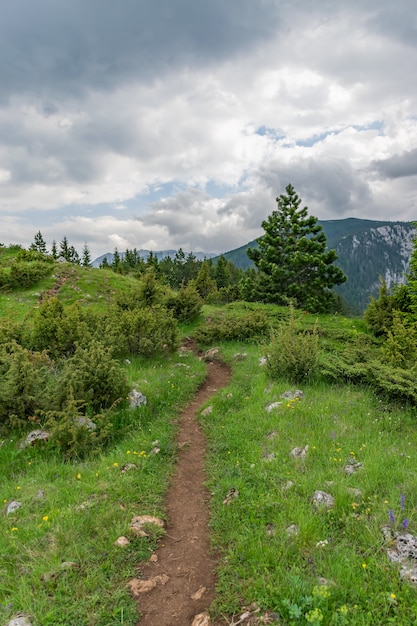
[0,0,416,258]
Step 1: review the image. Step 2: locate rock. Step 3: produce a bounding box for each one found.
[6,500,22,515]
[344,461,363,475]
[124,359,131,365]
[263,452,276,461]
[22,430,50,447]
[129,515,164,537]
[114,536,130,547]
[284,480,294,490]
[8,617,33,626]
[233,353,247,361]
[201,405,213,416]
[290,445,309,459]
[312,490,334,510]
[191,586,207,601]
[259,356,268,366]
[202,347,220,361]
[60,562,79,570]
[223,488,239,505]
[128,574,169,596]
[347,487,362,497]
[191,613,211,626]
[129,390,147,408]
[281,390,304,400]
[120,463,137,474]
[75,417,96,432]
[265,401,282,412]
[286,524,299,536]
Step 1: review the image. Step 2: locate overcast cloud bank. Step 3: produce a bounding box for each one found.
[0,0,416,258]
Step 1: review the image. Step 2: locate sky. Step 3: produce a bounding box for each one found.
[0,0,416,260]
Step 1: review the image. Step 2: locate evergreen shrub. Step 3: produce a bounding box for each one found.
[194,310,270,343]
[267,306,319,383]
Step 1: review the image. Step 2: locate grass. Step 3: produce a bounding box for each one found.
[199,339,417,624]
[0,351,206,626]
[1,275,417,625]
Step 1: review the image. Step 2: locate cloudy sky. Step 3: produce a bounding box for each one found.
[0,0,416,259]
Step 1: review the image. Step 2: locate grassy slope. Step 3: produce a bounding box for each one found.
[1,267,417,624]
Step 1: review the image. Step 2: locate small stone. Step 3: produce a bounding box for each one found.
[22,430,50,447]
[281,390,304,400]
[286,524,299,536]
[191,586,207,600]
[223,488,238,505]
[263,452,276,462]
[129,515,164,537]
[76,417,96,432]
[201,405,213,416]
[284,480,294,490]
[129,390,147,408]
[150,553,158,563]
[191,613,211,626]
[233,353,247,361]
[344,461,363,475]
[120,463,137,474]
[290,445,309,459]
[312,490,334,510]
[6,500,22,515]
[202,348,219,361]
[128,574,169,595]
[60,561,79,570]
[259,356,268,366]
[265,401,282,412]
[8,616,33,626]
[114,536,130,547]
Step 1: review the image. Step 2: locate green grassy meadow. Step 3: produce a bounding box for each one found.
[1,263,417,625]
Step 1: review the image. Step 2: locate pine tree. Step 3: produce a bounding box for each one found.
[59,236,70,261]
[247,184,346,312]
[30,231,47,254]
[81,243,92,267]
[51,240,58,260]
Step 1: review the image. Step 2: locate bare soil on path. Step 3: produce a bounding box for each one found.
[132,352,231,626]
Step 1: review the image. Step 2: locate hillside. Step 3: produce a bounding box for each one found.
[218,218,416,313]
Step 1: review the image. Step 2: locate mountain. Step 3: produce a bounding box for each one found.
[92,249,216,268]
[218,218,416,313]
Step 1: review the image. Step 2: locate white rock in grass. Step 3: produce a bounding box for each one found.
[191,613,211,626]
[286,524,299,536]
[265,401,282,412]
[114,536,130,547]
[312,490,334,510]
[6,500,22,515]
[8,617,33,626]
[259,356,268,366]
[129,390,147,408]
[201,405,213,416]
[290,445,309,459]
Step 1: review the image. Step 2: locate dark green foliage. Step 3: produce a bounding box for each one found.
[44,388,112,459]
[114,305,179,355]
[138,269,164,306]
[54,340,129,413]
[0,342,52,430]
[266,306,320,383]
[193,261,217,299]
[165,282,203,322]
[365,279,396,336]
[194,310,270,343]
[247,184,346,312]
[30,231,47,254]
[380,312,417,368]
[31,298,94,357]
[81,243,92,267]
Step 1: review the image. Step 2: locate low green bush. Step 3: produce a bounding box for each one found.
[114,305,179,355]
[194,310,270,343]
[165,282,203,322]
[266,306,319,383]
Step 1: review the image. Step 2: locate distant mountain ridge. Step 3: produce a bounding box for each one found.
[219,218,416,313]
[92,249,216,267]
[92,219,416,313]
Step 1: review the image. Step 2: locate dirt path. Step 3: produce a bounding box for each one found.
[132,353,231,626]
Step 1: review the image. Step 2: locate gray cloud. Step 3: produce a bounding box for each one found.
[0,0,416,256]
[371,149,417,179]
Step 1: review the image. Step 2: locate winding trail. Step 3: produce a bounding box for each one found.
[133,352,231,626]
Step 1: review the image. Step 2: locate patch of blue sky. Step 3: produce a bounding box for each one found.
[255,125,286,141]
[296,120,384,147]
